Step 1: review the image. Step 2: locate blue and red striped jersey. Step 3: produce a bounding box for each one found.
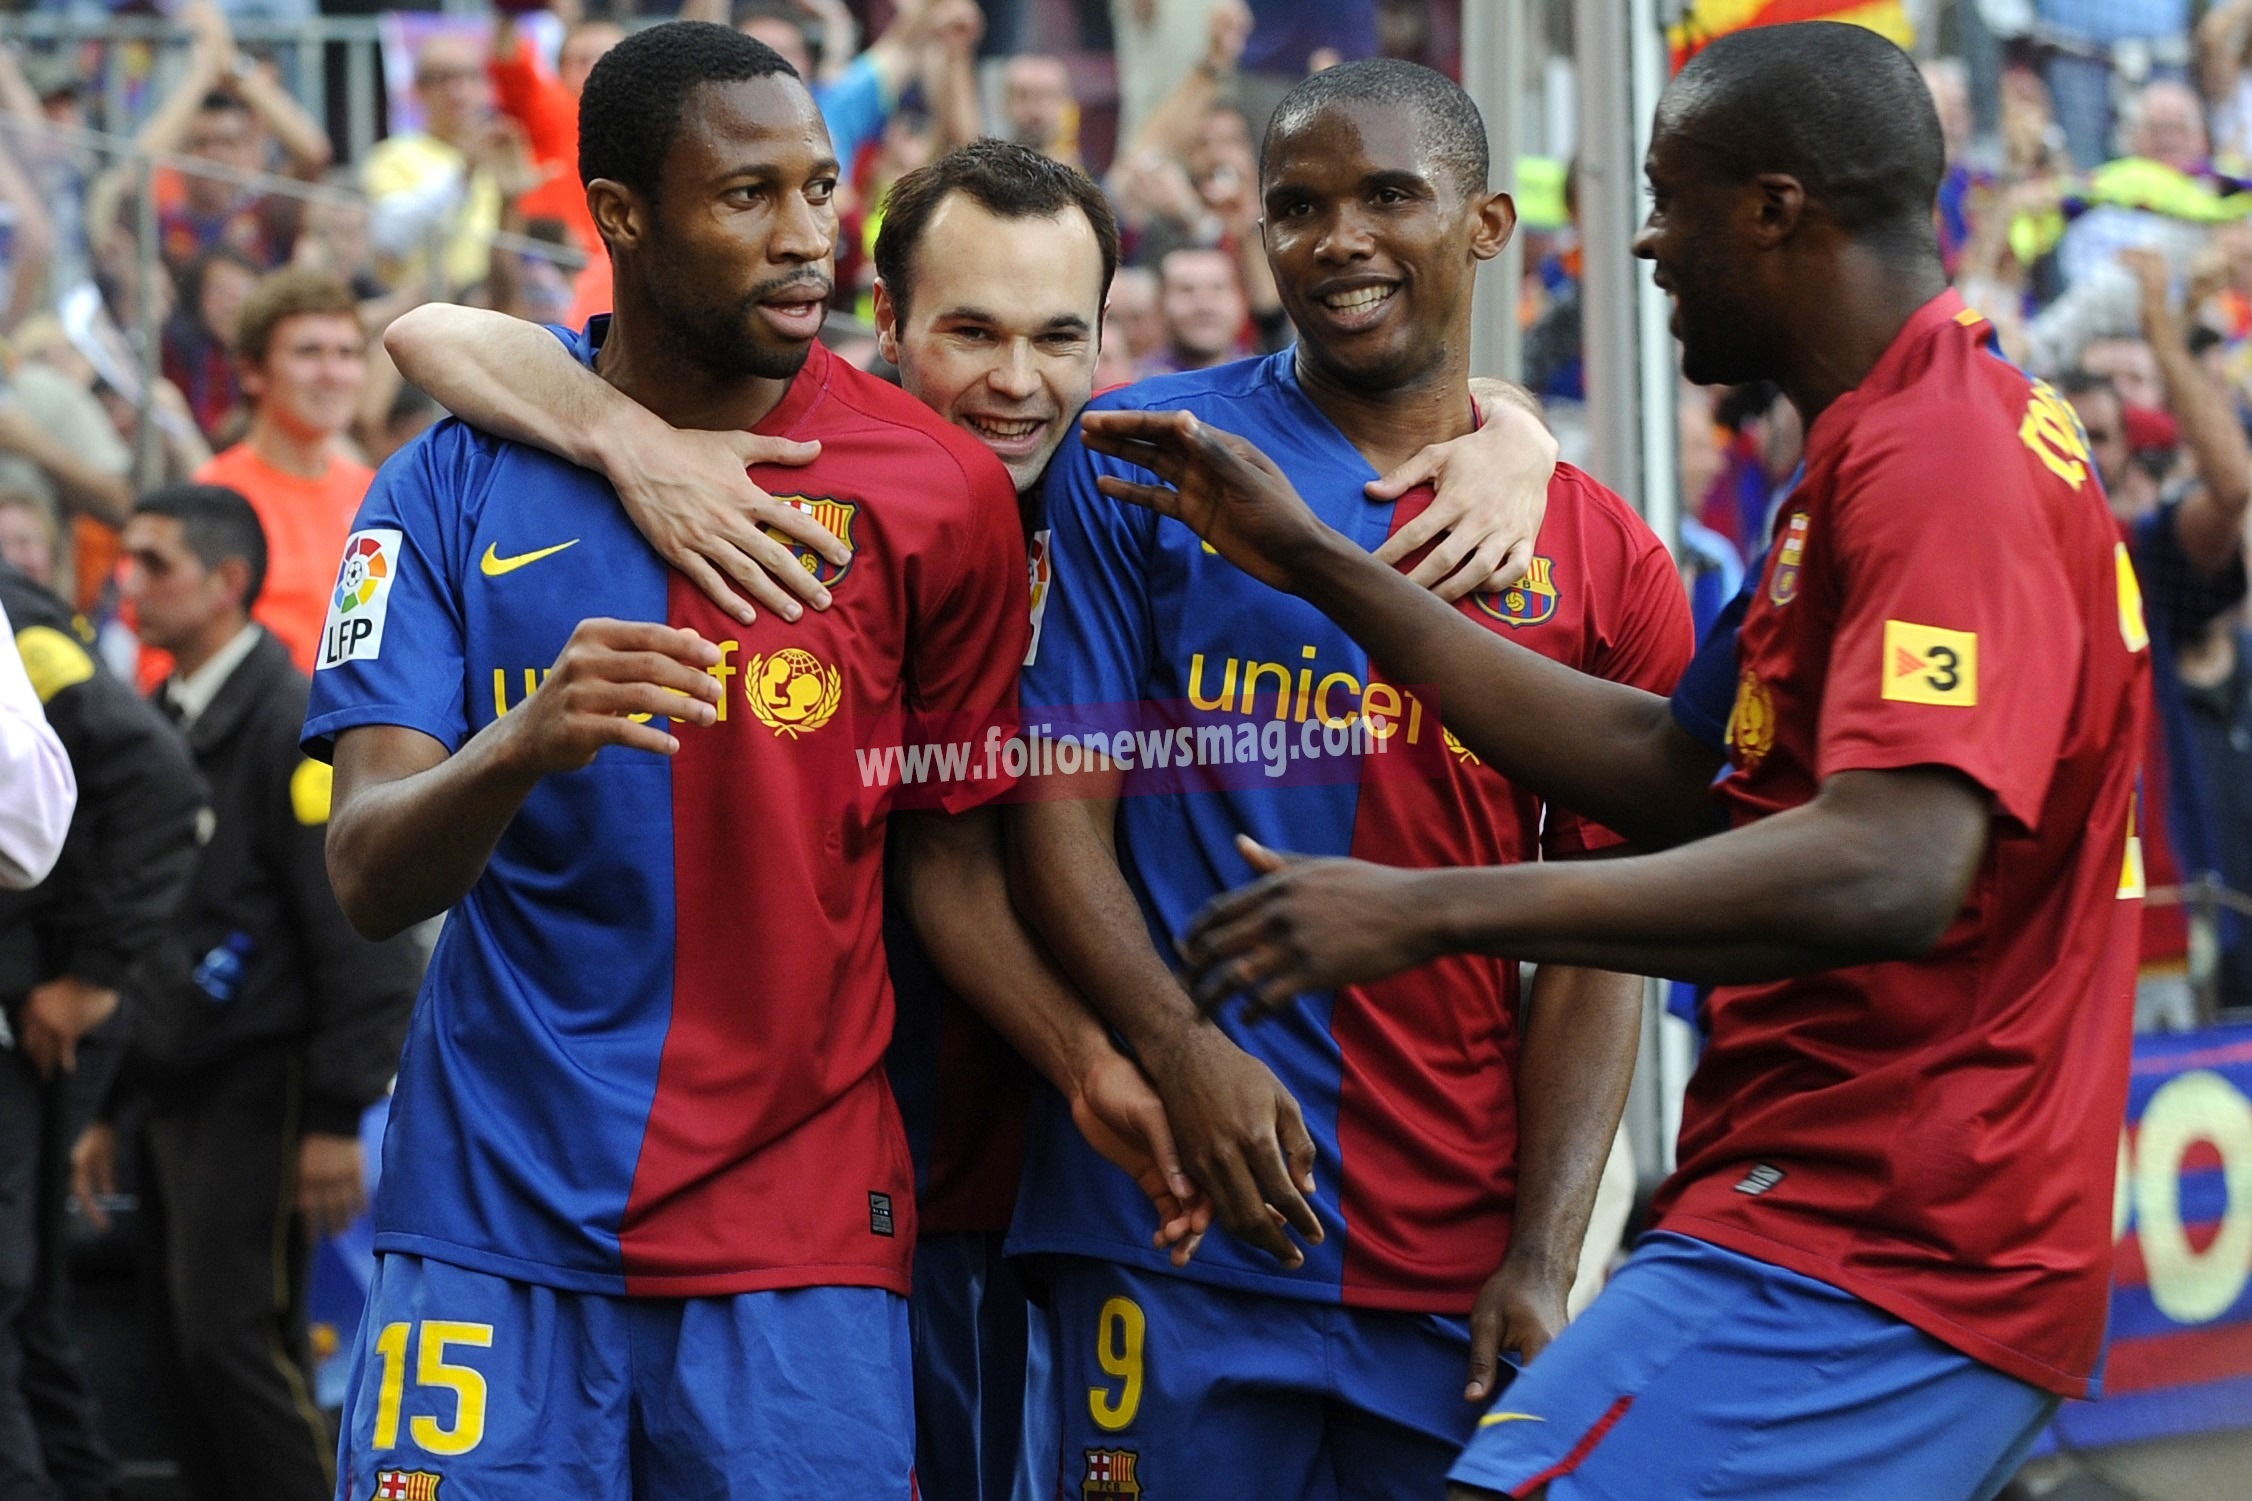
[303,328,1028,1297]
[1009,352,1692,1312]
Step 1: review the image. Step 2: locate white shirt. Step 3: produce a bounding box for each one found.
[0,595,77,889]
[164,622,263,731]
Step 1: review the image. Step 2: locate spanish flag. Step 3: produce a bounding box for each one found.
[1668,0,1915,73]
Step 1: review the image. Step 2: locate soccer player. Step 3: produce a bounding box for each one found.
[307,26,1185,1499]
[1006,60,1692,1501]
[381,136,1563,1501]
[1121,25,2145,1501]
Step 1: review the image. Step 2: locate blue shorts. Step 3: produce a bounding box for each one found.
[1447,1233,2060,1501]
[333,1253,915,1501]
[1025,1255,1488,1501]
[913,1230,1030,1501]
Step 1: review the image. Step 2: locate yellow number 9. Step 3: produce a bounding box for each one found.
[1087,1296,1145,1432]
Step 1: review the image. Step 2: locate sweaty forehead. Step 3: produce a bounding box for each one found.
[1263,99,1438,189]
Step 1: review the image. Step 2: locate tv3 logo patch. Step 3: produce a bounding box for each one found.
[1880,620,1976,707]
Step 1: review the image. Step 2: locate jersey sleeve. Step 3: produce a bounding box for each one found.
[1020,412,1159,720]
[1814,427,2081,831]
[904,449,1030,815]
[1546,531,1698,856]
[301,428,481,762]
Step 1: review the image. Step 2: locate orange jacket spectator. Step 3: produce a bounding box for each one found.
[490,29,600,257]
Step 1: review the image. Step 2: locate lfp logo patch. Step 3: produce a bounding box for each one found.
[319,529,402,670]
[1473,555,1559,628]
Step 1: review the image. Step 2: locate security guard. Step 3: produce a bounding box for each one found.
[0,558,203,1501]
[73,485,416,1501]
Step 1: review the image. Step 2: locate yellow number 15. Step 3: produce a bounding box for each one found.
[370,1320,493,1456]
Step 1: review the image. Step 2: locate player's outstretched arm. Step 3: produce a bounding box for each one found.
[1008,788,1325,1268]
[1181,766,1989,1008]
[1369,379,1558,599]
[1465,961,1640,1400]
[1082,409,1726,850]
[383,303,851,624]
[327,619,721,939]
[893,805,1212,1260]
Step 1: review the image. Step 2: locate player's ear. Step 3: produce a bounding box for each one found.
[585,178,645,255]
[1749,172,1806,249]
[872,278,901,367]
[1471,188,1516,262]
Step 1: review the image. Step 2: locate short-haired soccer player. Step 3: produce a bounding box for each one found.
[310,26,1180,1499]
[1005,59,1693,1501]
[1126,25,2145,1501]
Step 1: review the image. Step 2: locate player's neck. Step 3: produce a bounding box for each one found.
[1774,250,1950,429]
[595,309,794,433]
[1293,345,1475,475]
[245,412,336,481]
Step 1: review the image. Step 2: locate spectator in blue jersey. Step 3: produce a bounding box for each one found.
[383,124,1562,1497]
[737,0,980,185]
[1007,59,1689,1501]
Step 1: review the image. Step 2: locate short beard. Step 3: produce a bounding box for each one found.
[645,251,829,381]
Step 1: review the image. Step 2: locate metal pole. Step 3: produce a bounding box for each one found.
[1463,0,1524,385]
[1573,0,1644,504]
[132,159,162,493]
[1630,0,1679,551]
[348,37,375,167]
[298,29,325,150]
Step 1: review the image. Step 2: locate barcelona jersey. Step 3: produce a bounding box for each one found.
[1011,352,1693,1312]
[1657,292,2147,1397]
[303,328,1028,1297]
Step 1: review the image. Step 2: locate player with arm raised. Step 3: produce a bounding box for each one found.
[1107,25,2146,1501]
[1002,60,1692,1501]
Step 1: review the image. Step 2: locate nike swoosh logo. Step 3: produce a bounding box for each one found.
[1477,1412,1547,1428]
[481,539,579,576]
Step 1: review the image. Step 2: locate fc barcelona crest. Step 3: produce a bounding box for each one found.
[373,1471,442,1501]
[1769,512,1809,605]
[1083,1447,1143,1499]
[1473,555,1559,628]
[760,496,859,585]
